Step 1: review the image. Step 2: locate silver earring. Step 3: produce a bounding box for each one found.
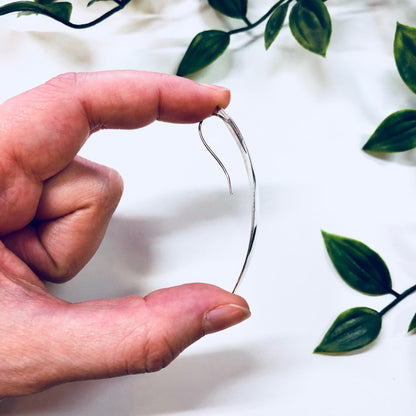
[198,108,258,293]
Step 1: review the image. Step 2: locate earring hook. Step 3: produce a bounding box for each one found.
[198,108,258,293]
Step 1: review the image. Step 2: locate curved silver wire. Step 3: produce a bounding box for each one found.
[198,108,258,293]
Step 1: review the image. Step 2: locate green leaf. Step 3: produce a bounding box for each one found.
[208,0,247,19]
[408,313,416,332]
[35,0,57,6]
[289,0,331,57]
[177,30,230,77]
[322,231,393,296]
[264,3,289,50]
[394,22,416,95]
[43,1,71,20]
[362,109,416,153]
[5,1,72,21]
[18,0,56,17]
[314,307,382,354]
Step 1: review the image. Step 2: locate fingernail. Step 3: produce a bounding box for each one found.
[204,304,251,334]
[200,83,230,92]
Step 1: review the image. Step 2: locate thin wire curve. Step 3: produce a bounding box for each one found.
[198,108,258,293]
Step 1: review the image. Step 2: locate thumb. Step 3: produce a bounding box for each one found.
[28,283,250,393]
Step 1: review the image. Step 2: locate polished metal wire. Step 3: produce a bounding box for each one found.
[198,108,258,293]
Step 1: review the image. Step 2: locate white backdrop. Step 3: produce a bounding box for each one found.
[0,0,416,414]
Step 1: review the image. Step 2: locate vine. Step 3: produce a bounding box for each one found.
[0,0,130,29]
[0,0,332,75]
[315,21,416,355]
[315,232,416,354]
[362,23,416,153]
[176,0,332,77]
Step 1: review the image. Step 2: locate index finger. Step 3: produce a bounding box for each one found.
[0,71,230,181]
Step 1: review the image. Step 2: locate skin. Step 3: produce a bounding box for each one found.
[0,71,250,398]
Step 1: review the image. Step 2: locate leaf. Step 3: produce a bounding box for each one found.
[18,0,56,17]
[408,313,416,332]
[5,1,72,21]
[208,0,247,19]
[264,3,289,50]
[42,1,71,19]
[321,231,393,296]
[362,109,416,152]
[177,30,230,77]
[394,22,416,95]
[289,0,331,57]
[35,0,57,5]
[314,307,382,354]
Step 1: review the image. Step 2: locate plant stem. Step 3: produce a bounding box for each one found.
[379,284,416,317]
[390,288,400,298]
[227,0,291,36]
[69,3,127,29]
[242,15,252,27]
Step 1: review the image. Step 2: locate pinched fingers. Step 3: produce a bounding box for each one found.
[2,156,123,282]
[0,71,230,235]
[0,71,230,278]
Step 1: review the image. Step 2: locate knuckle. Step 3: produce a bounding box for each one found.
[117,299,178,375]
[93,165,124,210]
[106,167,124,203]
[141,334,176,373]
[125,333,175,375]
[43,72,80,94]
[75,158,124,211]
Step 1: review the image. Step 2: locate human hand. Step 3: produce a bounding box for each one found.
[0,71,250,398]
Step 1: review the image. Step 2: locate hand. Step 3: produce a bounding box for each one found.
[0,71,250,398]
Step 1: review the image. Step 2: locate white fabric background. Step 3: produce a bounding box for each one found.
[0,0,416,414]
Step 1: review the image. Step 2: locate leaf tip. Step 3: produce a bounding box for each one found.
[320,229,332,241]
[361,141,372,152]
[408,313,416,333]
[317,49,328,58]
[313,344,325,354]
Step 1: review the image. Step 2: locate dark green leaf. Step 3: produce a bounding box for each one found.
[362,110,416,152]
[289,0,331,57]
[35,0,57,6]
[322,231,392,296]
[4,1,72,21]
[208,0,247,19]
[18,0,54,17]
[42,1,71,20]
[408,313,416,332]
[177,30,230,77]
[394,22,416,95]
[264,3,289,50]
[314,307,382,354]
